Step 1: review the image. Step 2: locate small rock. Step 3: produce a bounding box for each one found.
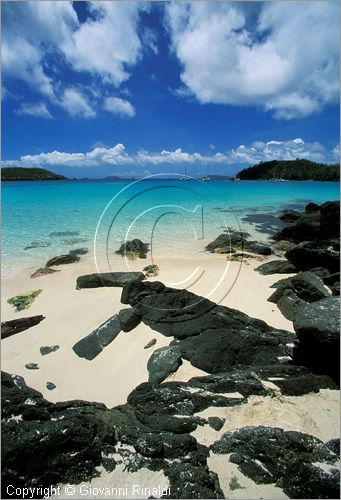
[46,254,80,267]
[49,230,79,237]
[144,338,157,349]
[143,264,159,277]
[24,241,51,250]
[25,363,39,370]
[40,345,60,356]
[73,315,121,360]
[147,346,183,383]
[46,382,56,391]
[69,247,89,256]
[208,417,225,431]
[116,239,149,259]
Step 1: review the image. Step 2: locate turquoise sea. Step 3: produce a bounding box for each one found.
[2,176,339,277]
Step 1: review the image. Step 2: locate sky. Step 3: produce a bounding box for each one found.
[2,0,340,178]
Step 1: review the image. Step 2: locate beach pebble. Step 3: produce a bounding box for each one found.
[144,338,157,349]
[46,382,56,391]
[40,345,60,356]
[25,363,39,370]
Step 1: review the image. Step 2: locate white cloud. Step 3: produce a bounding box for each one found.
[61,2,148,86]
[2,2,78,100]
[61,88,96,118]
[2,1,147,118]
[165,1,339,119]
[104,97,135,117]
[15,102,52,119]
[3,138,339,169]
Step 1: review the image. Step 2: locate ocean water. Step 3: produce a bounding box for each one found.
[2,176,339,277]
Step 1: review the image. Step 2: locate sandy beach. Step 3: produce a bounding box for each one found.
[1,253,295,407]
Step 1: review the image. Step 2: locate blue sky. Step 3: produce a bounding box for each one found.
[2,1,340,178]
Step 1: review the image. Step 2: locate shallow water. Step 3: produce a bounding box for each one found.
[2,176,339,277]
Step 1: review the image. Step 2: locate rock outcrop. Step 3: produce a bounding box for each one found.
[293,297,340,384]
[76,272,144,289]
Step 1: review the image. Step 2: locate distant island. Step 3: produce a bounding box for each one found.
[2,167,67,181]
[237,159,340,181]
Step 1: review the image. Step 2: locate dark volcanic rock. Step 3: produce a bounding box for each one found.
[147,346,183,383]
[208,417,225,431]
[206,231,271,255]
[255,260,297,275]
[69,247,89,256]
[243,241,272,255]
[1,315,45,339]
[40,345,60,356]
[25,363,39,370]
[46,254,80,267]
[285,241,340,273]
[116,239,149,259]
[76,272,144,289]
[268,271,330,321]
[279,210,302,222]
[118,307,141,332]
[121,281,294,373]
[293,297,340,384]
[1,372,107,496]
[73,315,121,360]
[274,210,321,243]
[305,202,320,213]
[205,233,236,253]
[144,338,157,349]
[174,326,292,374]
[211,426,339,499]
[320,201,340,239]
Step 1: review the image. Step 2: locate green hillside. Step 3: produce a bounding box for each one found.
[2,167,67,181]
[237,159,340,181]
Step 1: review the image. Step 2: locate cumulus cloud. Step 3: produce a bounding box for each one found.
[2,1,147,118]
[104,97,135,117]
[15,102,52,119]
[61,88,96,118]
[3,138,339,169]
[61,2,148,86]
[165,1,339,119]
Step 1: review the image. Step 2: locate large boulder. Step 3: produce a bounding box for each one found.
[76,272,144,289]
[147,346,183,383]
[205,231,271,255]
[121,281,294,373]
[320,201,340,239]
[46,254,80,267]
[285,241,340,273]
[293,297,340,384]
[268,271,330,320]
[115,239,149,259]
[273,210,321,243]
[72,315,121,360]
[255,260,297,275]
[211,426,339,499]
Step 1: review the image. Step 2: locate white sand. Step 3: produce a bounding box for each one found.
[1,254,294,407]
[2,254,339,499]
